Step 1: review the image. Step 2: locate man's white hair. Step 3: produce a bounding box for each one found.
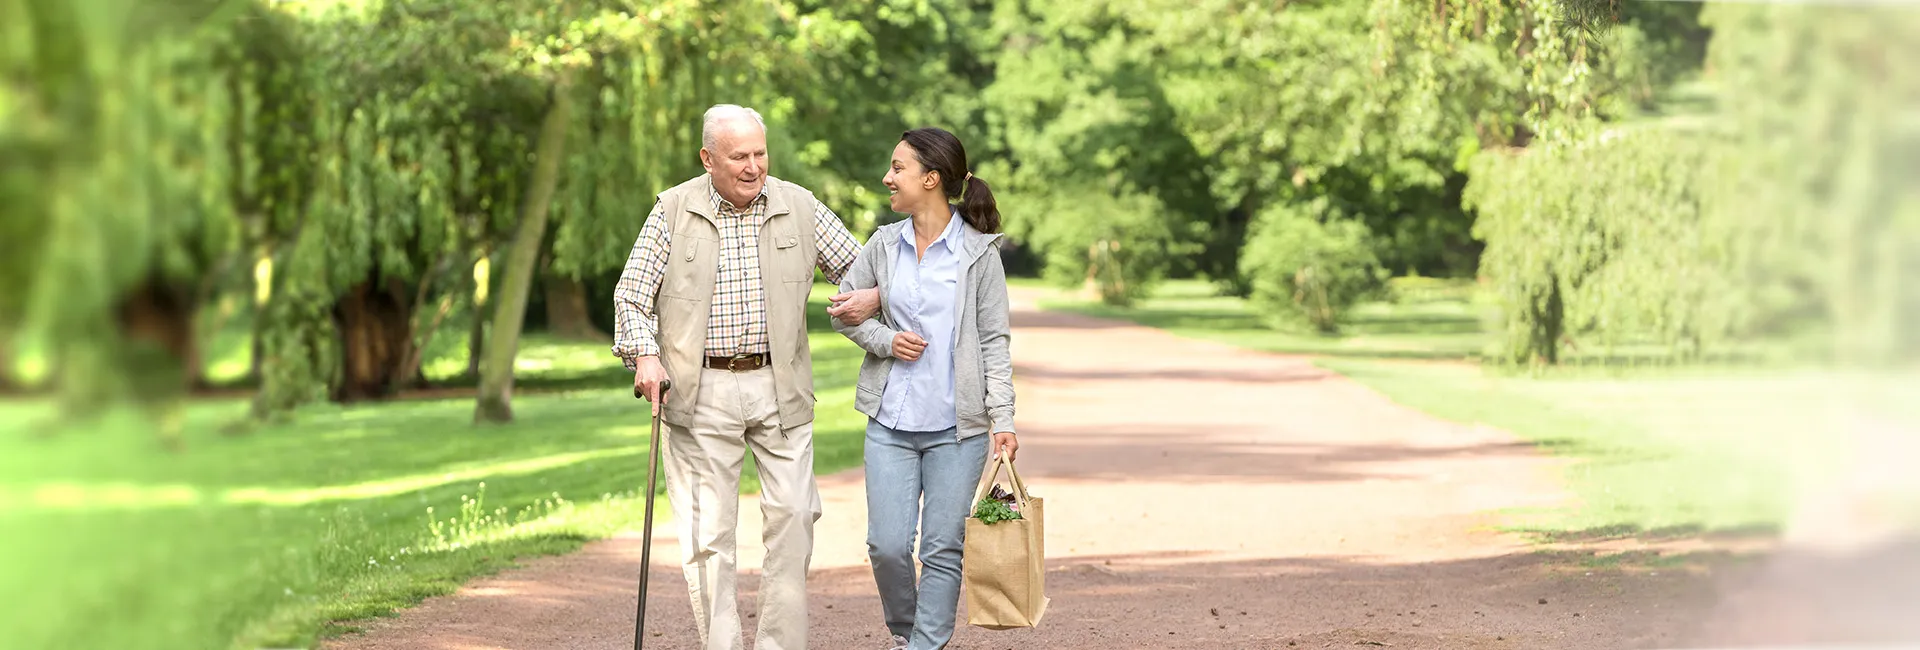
[702,104,766,151]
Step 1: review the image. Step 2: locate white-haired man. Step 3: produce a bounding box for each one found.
[612,104,880,650]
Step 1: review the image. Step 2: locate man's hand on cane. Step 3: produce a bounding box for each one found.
[633,356,671,415]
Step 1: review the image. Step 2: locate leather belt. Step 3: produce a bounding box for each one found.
[705,353,770,372]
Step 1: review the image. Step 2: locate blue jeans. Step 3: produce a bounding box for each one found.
[864,419,991,650]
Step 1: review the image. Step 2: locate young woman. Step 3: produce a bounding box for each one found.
[831,126,1018,650]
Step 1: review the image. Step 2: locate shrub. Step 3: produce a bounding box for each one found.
[1014,188,1186,307]
[1238,197,1386,333]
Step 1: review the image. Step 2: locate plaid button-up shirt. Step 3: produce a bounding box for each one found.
[611,184,862,370]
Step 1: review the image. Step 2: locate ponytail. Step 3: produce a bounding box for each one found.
[960,174,1001,234]
[900,126,998,233]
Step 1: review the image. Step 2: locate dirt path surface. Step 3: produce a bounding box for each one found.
[322,289,1745,650]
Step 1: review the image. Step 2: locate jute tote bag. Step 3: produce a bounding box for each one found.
[963,453,1049,629]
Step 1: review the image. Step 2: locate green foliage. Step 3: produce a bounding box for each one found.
[247,0,790,411]
[1239,198,1386,333]
[1010,187,1187,306]
[1699,3,1920,367]
[26,0,1888,413]
[969,0,1704,293]
[972,495,1023,525]
[1466,4,1920,368]
[1160,0,1486,277]
[245,2,517,410]
[980,0,1216,301]
[5,0,246,412]
[1466,124,1730,365]
[760,0,997,233]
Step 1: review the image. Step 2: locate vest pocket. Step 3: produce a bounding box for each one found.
[662,235,711,300]
[768,218,810,282]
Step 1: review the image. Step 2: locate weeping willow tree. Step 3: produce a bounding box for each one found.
[5,0,250,443]
[245,0,535,416]
[1699,2,1920,368]
[1467,122,1731,364]
[1466,0,1920,367]
[243,0,740,421]
[8,0,977,426]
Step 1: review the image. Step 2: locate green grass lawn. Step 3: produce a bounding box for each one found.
[1318,359,1883,539]
[1027,277,1919,544]
[0,284,869,650]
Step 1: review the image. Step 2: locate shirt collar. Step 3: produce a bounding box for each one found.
[900,208,964,249]
[708,182,767,214]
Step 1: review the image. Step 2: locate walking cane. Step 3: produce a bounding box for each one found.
[632,378,671,650]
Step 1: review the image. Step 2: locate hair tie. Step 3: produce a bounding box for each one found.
[965,172,974,181]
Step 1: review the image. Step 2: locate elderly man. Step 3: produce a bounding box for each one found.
[612,104,878,650]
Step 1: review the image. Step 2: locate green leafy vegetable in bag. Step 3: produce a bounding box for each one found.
[973,485,1024,525]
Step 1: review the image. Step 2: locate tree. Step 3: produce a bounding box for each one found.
[977,0,1214,304]
[246,0,536,415]
[7,0,249,443]
[1699,3,1920,367]
[1466,122,1726,364]
[1442,0,1709,366]
[1240,197,1387,334]
[245,0,689,419]
[474,71,575,423]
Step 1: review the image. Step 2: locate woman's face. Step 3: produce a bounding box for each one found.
[883,140,939,214]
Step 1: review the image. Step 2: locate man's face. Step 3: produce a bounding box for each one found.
[700,119,768,208]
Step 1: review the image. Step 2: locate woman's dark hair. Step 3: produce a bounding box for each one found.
[900,126,1000,234]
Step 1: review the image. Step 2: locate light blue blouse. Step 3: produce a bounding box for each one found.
[874,210,964,432]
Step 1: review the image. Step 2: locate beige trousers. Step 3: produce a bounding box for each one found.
[662,366,822,650]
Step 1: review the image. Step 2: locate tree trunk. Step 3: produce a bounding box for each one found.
[116,281,198,395]
[331,277,414,402]
[393,251,460,391]
[1527,275,1565,365]
[475,77,574,424]
[247,252,269,386]
[247,318,265,385]
[467,299,486,380]
[116,281,197,450]
[398,290,457,389]
[543,273,607,341]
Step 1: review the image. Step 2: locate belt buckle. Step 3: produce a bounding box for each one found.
[728,353,753,372]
